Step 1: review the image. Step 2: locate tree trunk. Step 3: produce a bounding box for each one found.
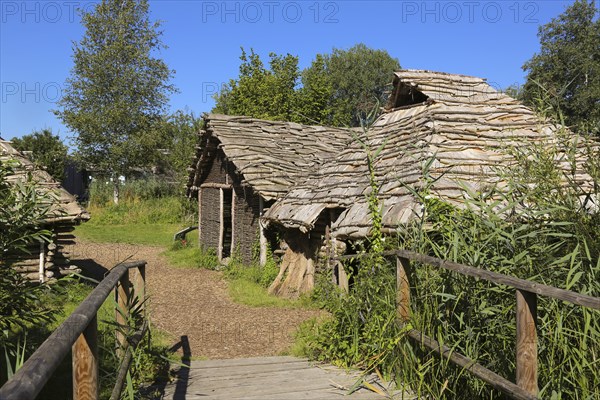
[268,234,316,299]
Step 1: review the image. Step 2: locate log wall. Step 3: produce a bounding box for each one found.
[3,222,82,282]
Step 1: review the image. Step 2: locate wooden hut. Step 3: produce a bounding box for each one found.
[263,69,596,297]
[186,114,351,265]
[0,139,90,282]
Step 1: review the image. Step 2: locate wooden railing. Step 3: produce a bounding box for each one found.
[334,250,600,400]
[0,260,147,400]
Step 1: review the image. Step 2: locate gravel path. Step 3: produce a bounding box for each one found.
[70,241,321,360]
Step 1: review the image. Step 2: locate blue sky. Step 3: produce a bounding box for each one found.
[0,0,584,146]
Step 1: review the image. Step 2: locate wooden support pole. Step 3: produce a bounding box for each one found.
[115,272,130,359]
[396,256,411,322]
[72,315,98,400]
[218,188,224,261]
[197,188,202,247]
[230,189,236,257]
[259,197,267,267]
[516,289,538,396]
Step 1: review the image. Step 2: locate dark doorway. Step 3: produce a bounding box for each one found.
[221,188,233,258]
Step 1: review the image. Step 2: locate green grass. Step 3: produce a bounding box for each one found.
[75,222,183,247]
[227,278,314,309]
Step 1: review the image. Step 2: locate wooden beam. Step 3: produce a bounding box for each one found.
[201,182,232,189]
[259,197,267,267]
[218,188,224,261]
[72,315,98,400]
[516,289,538,396]
[396,256,411,322]
[393,250,600,310]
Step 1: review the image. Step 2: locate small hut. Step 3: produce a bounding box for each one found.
[1,138,90,282]
[186,114,350,264]
[263,70,596,297]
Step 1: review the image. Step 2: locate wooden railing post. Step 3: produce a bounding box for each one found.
[516,289,538,396]
[72,315,98,400]
[396,255,411,322]
[132,264,146,313]
[116,270,130,357]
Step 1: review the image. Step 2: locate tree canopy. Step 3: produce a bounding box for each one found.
[55,0,176,203]
[10,129,68,181]
[522,0,600,135]
[213,44,400,127]
[213,49,300,121]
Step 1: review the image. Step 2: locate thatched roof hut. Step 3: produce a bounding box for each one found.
[187,114,351,263]
[263,70,595,240]
[1,138,90,281]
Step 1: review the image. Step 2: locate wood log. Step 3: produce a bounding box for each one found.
[14,265,42,273]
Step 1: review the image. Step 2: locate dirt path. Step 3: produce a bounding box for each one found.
[70,241,321,359]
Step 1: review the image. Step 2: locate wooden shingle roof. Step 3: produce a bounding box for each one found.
[263,70,595,238]
[0,139,90,223]
[187,114,352,200]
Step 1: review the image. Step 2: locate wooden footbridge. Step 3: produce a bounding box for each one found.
[155,356,410,399]
[1,249,599,400]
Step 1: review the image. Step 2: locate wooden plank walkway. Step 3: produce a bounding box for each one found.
[156,356,414,399]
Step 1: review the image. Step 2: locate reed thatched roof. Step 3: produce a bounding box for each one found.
[263,70,595,239]
[0,139,90,224]
[187,114,352,200]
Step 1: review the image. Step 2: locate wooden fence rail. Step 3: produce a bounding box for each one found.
[0,260,147,400]
[334,250,600,400]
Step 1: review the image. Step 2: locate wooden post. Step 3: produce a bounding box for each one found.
[197,188,202,247]
[72,315,98,400]
[396,256,411,322]
[337,264,349,293]
[259,197,267,266]
[218,188,224,261]
[133,264,146,314]
[230,189,236,256]
[516,289,538,396]
[38,240,45,283]
[115,271,130,358]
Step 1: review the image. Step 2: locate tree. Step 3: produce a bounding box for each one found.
[55,0,176,204]
[213,44,400,127]
[156,110,203,186]
[522,0,600,135]
[10,129,68,181]
[299,43,400,127]
[213,48,300,121]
